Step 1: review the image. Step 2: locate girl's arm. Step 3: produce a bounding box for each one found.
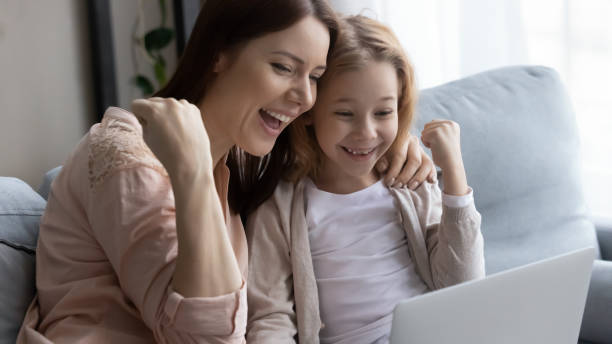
[245,192,298,343]
[418,120,485,288]
[410,182,485,288]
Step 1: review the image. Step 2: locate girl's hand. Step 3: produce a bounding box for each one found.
[131,97,213,182]
[420,120,463,170]
[420,119,469,195]
[376,134,437,190]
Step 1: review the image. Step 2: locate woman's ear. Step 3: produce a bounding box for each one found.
[303,112,314,125]
[213,52,229,73]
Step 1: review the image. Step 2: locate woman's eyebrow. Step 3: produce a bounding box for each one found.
[271,51,326,71]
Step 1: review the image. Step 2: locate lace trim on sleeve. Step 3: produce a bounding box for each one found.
[88,117,168,189]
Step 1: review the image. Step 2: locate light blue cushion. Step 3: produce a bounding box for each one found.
[37,166,62,201]
[415,65,599,273]
[415,65,610,342]
[0,177,45,344]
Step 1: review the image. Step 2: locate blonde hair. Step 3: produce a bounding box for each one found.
[287,15,417,182]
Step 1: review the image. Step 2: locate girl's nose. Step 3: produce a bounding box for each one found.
[355,117,377,140]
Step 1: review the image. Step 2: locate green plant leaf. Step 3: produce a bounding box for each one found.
[154,56,167,86]
[144,28,174,52]
[132,74,155,96]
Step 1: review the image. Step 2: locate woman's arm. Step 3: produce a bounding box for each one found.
[131,98,242,298]
[88,164,246,342]
[171,171,242,297]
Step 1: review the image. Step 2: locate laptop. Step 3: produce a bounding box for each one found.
[390,247,596,344]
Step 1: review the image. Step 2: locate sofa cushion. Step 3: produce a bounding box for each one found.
[415,66,599,273]
[37,166,62,201]
[0,177,45,344]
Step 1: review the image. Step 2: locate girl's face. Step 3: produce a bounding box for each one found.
[204,15,330,157]
[310,61,399,194]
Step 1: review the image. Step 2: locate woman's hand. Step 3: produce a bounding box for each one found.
[376,134,437,189]
[420,119,469,196]
[131,97,213,183]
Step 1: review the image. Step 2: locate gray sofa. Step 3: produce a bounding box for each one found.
[1,66,610,343]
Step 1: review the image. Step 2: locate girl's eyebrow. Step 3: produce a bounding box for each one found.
[334,96,396,103]
[271,51,327,71]
[334,97,356,103]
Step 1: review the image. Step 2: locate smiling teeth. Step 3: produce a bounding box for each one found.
[345,147,375,155]
[262,108,291,123]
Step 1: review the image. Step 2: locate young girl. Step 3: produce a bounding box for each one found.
[246,15,485,344]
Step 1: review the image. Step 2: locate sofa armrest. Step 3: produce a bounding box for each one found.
[580,260,612,343]
[594,218,612,261]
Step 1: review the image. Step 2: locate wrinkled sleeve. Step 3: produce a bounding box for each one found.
[410,182,485,289]
[245,197,298,343]
[87,165,246,343]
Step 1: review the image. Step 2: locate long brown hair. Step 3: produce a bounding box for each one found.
[153,0,338,216]
[287,15,417,182]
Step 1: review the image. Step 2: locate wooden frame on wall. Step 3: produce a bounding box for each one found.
[87,0,201,121]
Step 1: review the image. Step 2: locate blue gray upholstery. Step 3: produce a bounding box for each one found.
[0,178,45,344]
[415,65,611,343]
[37,166,62,201]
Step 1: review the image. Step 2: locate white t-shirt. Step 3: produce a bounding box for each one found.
[305,179,427,344]
[305,179,473,344]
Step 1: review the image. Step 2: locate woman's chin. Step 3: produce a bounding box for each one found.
[241,142,275,157]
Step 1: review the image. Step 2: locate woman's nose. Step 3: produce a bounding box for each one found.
[287,75,314,110]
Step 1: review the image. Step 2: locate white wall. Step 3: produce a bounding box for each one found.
[0,1,178,190]
[0,0,94,189]
[110,0,178,110]
[330,0,384,17]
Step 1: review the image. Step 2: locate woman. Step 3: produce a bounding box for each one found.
[18,1,433,343]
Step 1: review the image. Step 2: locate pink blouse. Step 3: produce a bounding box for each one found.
[17,107,248,343]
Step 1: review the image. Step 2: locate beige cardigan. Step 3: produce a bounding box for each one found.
[246,179,485,344]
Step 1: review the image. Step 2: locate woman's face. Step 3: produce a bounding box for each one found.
[204,15,330,156]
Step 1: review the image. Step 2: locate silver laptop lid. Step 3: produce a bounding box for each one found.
[390,247,596,344]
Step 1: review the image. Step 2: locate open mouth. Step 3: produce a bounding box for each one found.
[341,146,377,160]
[259,108,291,131]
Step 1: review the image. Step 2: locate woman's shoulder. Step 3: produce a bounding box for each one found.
[88,107,167,189]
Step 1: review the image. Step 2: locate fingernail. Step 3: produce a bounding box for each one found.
[396,183,403,188]
[410,181,419,189]
[387,177,395,187]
